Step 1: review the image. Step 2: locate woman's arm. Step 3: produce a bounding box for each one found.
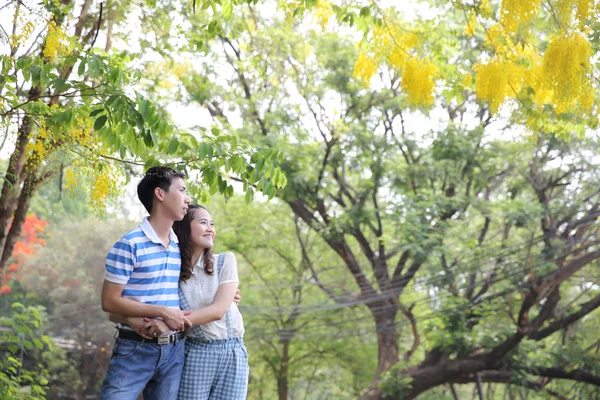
[187,282,239,326]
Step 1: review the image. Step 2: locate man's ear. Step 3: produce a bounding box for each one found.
[154,187,165,202]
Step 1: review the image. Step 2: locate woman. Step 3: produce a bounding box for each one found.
[115,204,248,399]
[171,204,248,399]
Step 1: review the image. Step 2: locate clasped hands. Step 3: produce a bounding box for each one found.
[130,289,241,339]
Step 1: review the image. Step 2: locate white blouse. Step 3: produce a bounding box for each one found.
[179,252,245,340]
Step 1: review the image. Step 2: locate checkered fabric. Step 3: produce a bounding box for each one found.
[178,253,249,400]
[177,337,249,400]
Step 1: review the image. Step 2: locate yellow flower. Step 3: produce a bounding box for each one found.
[479,0,492,17]
[381,26,418,71]
[500,0,541,33]
[555,0,578,26]
[389,46,408,70]
[248,18,256,33]
[64,169,78,192]
[484,24,512,56]
[91,171,112,212]
[576,0,594,27]
[464,13,477,37]
[475,58,525,113]
[371,26,391,60]
[462,72,472,86]
[539,33,591,113]
[171,62,191,79]
[402,57,438,106]
[353,51,377,85]
[313,0,334,30]
[43,20,70,63]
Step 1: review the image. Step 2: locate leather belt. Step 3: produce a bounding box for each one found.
[117,329,185,344]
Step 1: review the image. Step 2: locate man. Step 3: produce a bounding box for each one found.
[100,166,192,399]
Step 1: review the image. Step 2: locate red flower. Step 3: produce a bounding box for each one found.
[1,286,11,294]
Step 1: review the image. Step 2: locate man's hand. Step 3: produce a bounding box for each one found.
[124,317,153,339]
[161,308,192,331]
[233,288,241,306]
[143,318,170,337]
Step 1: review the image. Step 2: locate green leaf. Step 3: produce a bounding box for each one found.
[94,115,108,130]
[89,108,104,117]
[208,20,218,34]
[167,138,179,154]
[77,59,86,75]
[64,55,78,66]
[225,185,234,199]
[50,109,73,125]
[106,95,119,107]
[30,65,41,83]
[143,130,154,147]
[88,57,100,78]
[199,143,213,159]
[245,187,254,204]
[218,175,227,193]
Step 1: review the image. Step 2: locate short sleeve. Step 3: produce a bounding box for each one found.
[105,238,136,284]
[218,252,239,285]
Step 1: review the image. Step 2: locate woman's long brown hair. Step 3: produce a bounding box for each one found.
[173,204,214,282]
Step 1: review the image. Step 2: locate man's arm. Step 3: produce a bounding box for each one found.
[109,314,153,339]
[102,280,191,331]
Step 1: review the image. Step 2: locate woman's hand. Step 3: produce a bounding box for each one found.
[233,288,241,305]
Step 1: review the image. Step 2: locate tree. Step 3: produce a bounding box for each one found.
[0,0,285,282]
[212,196,367,399]
[137,3,600,398]
[178,0,599,130]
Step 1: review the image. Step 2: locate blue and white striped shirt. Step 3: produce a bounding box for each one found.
[105,218,181,309]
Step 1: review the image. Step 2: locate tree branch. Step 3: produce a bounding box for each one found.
[528,293,600,341]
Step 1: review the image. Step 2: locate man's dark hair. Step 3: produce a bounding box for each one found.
[137,166,186,214]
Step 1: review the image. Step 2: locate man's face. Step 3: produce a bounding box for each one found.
[160,177,191,221]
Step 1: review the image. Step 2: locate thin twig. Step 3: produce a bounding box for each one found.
[89,2,103,49]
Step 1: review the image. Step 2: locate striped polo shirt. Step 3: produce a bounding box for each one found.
[104,218,181,309]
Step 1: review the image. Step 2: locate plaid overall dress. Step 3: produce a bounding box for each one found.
[177,253,249,400]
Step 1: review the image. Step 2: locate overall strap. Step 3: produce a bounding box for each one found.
[178,267,209,340]
[217,254,234,339]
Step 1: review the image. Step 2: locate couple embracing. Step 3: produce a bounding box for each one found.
[99,166,248,399]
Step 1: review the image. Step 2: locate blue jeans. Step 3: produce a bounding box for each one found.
[99,337,185,400]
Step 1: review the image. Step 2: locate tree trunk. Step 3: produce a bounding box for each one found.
[403,358,489,399]
[0,87,41,262]
[0,169,45,268]
[278,338,290,400]
[361,305,399,400]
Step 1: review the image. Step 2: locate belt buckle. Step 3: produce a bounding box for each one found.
[158,335,170,345]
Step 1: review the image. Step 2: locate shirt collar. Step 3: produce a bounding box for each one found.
[192,253,204,275]
[140,217,179,245]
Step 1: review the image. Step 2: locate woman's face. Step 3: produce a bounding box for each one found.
[190,208,216,250]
